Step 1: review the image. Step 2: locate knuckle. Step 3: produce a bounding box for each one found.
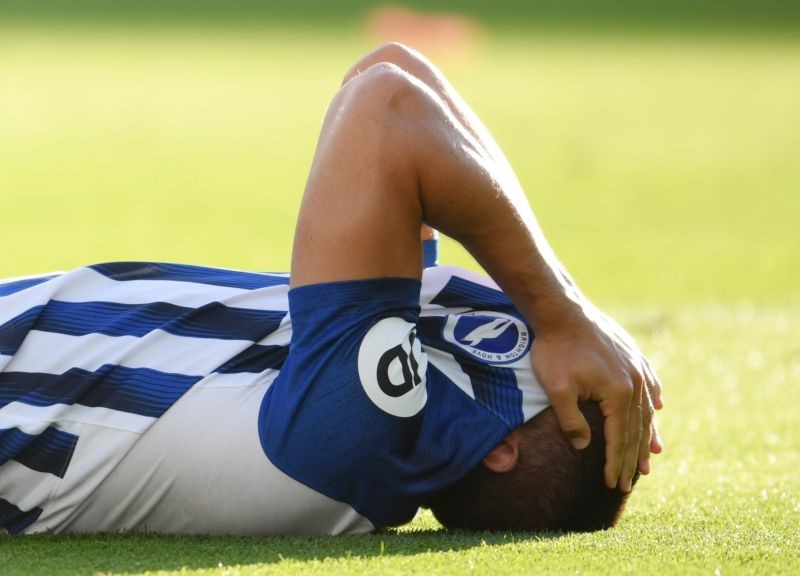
[553,408,584,430]
[546,381,575,401]
[615,381,635,401]
[560,419,585,434]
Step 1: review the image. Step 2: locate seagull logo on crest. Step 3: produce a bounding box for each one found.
[442,310,531,365]
[458,317,513,346]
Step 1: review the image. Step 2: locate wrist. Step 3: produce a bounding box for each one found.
[524,277,595,335]
[529,291,583,332]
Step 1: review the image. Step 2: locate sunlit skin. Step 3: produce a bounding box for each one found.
[292,43,663,492]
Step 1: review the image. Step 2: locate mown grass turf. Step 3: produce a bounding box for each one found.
[1,24,798,576]
[3,300,800,575]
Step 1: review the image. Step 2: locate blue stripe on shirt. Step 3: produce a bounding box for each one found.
[2,300,286,342]
[90,262,289,290]
[0,275,58,297]
[0,427,78,478]
[0,498,42,534]
[215,344,288,374]
[431,276,519,317]
[422,238,439,268]
[0,365,201,418]
[462,358,524,427]
[0,305,43,356]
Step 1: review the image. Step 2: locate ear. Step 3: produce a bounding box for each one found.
[483,429,522,473]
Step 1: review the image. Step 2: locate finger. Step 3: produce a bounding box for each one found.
[637,400,654,474]
[601,382,633,489]
[650,418,663,454]
[619,377,644,492]
[644,359,664,410]
[548,385,591,450]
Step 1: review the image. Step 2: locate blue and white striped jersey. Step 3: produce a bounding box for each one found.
[0,255,548,535]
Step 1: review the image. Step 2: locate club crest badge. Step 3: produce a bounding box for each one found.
[442,311,531,365]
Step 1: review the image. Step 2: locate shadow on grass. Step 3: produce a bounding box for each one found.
[2,528,567,575]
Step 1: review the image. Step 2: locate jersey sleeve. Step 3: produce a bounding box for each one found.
[258,277,511,529]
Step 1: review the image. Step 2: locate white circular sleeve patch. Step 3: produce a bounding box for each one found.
[357,317,428,418]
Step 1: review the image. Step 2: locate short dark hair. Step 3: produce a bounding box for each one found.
[428,402,638,532]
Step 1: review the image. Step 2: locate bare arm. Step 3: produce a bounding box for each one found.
[340,44,664,490]
[293,51,661,493]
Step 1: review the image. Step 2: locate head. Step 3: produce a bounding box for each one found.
[428,402,638,532]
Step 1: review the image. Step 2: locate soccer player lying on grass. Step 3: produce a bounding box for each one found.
[0,43,662,535]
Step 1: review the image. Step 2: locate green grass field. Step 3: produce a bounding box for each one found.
[1,20,799,576]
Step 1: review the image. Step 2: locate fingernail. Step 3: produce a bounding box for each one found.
[571,437,589,450]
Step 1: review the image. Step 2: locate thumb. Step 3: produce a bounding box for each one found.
[550,397,591,450]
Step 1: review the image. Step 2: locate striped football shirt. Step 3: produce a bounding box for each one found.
[0,255,548,535]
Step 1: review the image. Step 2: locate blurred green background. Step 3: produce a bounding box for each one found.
[2,0,800,30]
[2,4,799,574]
[1,1,798,309]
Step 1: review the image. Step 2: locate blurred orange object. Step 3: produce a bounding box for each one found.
[365,5,486,64]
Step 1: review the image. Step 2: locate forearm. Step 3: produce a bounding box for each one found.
[417,138,584,332]
[461,211,585,332]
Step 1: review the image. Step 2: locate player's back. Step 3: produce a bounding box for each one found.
[69,364,372,534]
[0,263,309,534]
